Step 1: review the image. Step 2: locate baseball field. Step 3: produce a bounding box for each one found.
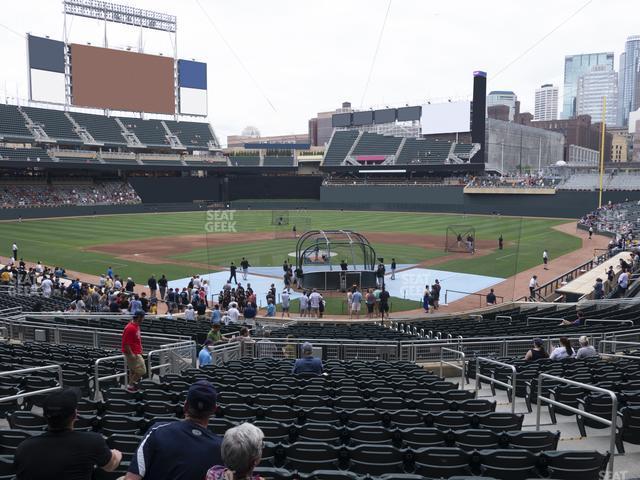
[0,210,580,286]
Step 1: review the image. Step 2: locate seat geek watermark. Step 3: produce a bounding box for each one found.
[205,209,237,233]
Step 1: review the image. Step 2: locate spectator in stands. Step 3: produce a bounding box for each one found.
[524,338,548,361]
[230,326,253,344]
[617,268,630,297]
[129,294,142,314]
[122,311,146,392]
[158,274,168,300]
[227,302,240,324]
[576,336,598,359]
[292,342,323,375]
[125,277,135,293]
[299,291,308,317]
[593,278,605,299]
[350,287,362,319]
[14,388,122,479]
[550,337,575,360]
[243,303,256,322]
[199,340,214,367]
[126,381,222,480]
[431,280,441,310]
[266,300,276,317]
[41,275,53,298]
[528,275,539,301]
[207,320,226,344]
[486,289,497,305]
[205,423,265,480]
[365,289,376,319]
[184,304,196,321]
[560,310,585,326]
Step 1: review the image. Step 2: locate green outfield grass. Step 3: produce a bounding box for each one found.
[0,210,580,281]
[285,296,422,316]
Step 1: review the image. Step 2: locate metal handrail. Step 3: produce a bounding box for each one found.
[526,316,564,326]
[147,341,197,379]
[495,315,512,324]
[444,289,504,306]
[439,347,466,388]
[475,356,516,413]
[535,374,617,476]
[598,340,640,354]
[584,318,634,327]
[0,365,63,403]
[94,354,127,400]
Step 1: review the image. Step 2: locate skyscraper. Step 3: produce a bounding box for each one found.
[576,65,618,126]
[619,35,640,126]
[486,91,517,121]
[534,84,558,121]
[562,52,614,119]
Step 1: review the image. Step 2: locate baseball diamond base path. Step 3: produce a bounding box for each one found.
[423,222,611,315]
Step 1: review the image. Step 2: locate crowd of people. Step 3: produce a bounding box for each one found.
[0,181,141,209]
[524,334,598,361]
[579,200,639,242]
[466,173,554,189]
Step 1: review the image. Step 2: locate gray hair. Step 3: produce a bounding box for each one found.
[579,335,589,346]
[221,423,264,475]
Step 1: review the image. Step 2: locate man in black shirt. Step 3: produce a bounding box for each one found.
[158,274,168,300]
[228,262,238,285]
[340,259,348,271]
[486,288,497,305]
[240,257,250,280]
[379,286,390,320]
[125,277,136,293]
[147,275,158,299]
[15,389,121,479]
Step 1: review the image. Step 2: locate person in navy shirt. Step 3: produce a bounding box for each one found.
[126,381,222,480]
[291,342,323,375]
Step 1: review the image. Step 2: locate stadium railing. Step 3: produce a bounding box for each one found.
[0,364,63,403]
[443,289,504,306]
[535,374,617,476]
[475,356,516,414]
[94,354,127,401]
[147,340,197,379]
[439,347,466,389]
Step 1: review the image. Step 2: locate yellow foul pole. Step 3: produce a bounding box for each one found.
[598,96,606,208]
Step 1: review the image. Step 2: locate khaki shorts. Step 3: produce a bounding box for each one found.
[126,354,147,377]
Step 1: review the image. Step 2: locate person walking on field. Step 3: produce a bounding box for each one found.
[390,258,397,280]
[529,275,539,301]
[498,235,503,250]
[121,311,146,392]
[588,226,593,239]
[543,249,549,270]
[228,262,238,285]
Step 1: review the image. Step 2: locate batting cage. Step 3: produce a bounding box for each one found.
[445,225,476,253]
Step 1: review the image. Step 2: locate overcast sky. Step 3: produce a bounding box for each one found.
[1,0,638,145]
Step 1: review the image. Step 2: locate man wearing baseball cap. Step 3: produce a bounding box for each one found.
[14,388,122,479]
[125,380,222,480]
[122,310,146,392]
[291,342,323,375]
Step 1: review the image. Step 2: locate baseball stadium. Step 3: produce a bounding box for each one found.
[0,1,640,479]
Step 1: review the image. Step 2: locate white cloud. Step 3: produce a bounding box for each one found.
[1,0,637,145]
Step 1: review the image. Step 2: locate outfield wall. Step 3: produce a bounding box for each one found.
[2,182,639,220]
[318,185,640,218]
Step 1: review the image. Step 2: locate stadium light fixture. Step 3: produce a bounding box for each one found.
[63,0,177,33]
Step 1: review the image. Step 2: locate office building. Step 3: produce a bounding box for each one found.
[562,52,614,119]
[576,65,618,126]
[534,84,559,121]
[620,35,640,126]
[486,91,517,121]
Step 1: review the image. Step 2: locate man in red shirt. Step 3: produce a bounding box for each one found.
[122,311,146,392]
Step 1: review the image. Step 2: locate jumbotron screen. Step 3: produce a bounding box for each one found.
[70,44,175,114]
